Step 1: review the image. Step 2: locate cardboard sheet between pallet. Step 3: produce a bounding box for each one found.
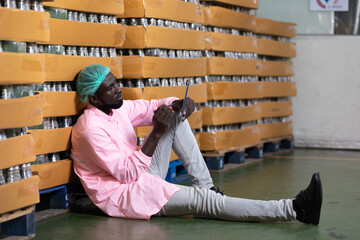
[257,39,296,58]
[259,61,294,77]
[259,121,293,140]
[0,176,40,215]
[122,26,206,50]
[207,58,260,76]
[38,91,87,117]
[31,159,76,190]
[262,82,297,98]
[27,127,72,155]
[0,8,50,42]
[207,81,263,100]
[204,6,256,31]
[0,95,44,129]
[143,84,207,103]
[122,84,207,103]
[199,125,260,151]
[123,56,207,78]
[45,54,122,81]
[187,109,203,129]
[0,134,36,170]
[134,109,203,138]
[118,0,205,24]
[0,52,45,85]
[259,101,293,118]
[208,32,257,53]
[256,18,296,38]
[202,105,261,126]
[45,18,125,47]
[44,0,124,15]
[201,0,258,9]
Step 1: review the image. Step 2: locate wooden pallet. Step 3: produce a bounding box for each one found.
[209,158,263,173]
[202,135,294,172]
[0,206,36,239]
[262,135,294,156]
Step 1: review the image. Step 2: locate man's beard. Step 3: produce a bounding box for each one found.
[101,99,123,109]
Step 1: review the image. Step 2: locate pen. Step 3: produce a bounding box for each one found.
[181,79,190,121]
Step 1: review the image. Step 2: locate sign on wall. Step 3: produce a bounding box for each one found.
[310,0,349,11]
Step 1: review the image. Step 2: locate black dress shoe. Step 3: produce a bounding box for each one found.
[292,172,323,225]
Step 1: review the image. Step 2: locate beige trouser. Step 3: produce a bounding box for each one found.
[147,114,296,222]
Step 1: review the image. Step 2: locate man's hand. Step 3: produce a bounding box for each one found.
[172,97,195,121]
[152,105,174,136]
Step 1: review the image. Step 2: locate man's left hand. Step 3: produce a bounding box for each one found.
[172,97,195,121]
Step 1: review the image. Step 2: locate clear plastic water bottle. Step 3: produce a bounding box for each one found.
[14,165,22,181]
[50,153,57,162]
[27,43,38,53]
[68,11,74,21]
[136,80,144,88]
[169,78,177,87]
[0,170,6,185]
[100,47,108,57]
[177,78,184,86]
[56,82,63,91]
[17,0,25,10]
[73,11,79,21]
[2,85,15,99]
[50,82,56,92]
[51,117,59,129]
[108,48,117,57]
[79,12,87,22]
[64,116,72,127]
[6,167,16,183]
[20,164,28,179]
[31,0,41,11]
[26,163,32,177]
[95,47,100,57]
[161,78,169,87]
[5,0,17,9]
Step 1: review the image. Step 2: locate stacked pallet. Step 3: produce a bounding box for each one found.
[118,0,209,159]
[256,18,296,141]
[26,0,124,191]
[197,0,261,151]
[11,0,125,193]
[0,3,47,237]
[0,2,297,214]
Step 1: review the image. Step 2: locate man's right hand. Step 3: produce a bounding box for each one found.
[142,105,174,157]
[152,105,174,136]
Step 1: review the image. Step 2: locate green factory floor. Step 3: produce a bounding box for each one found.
[35,148,360,240]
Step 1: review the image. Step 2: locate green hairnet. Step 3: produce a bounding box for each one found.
[76,64,111,103]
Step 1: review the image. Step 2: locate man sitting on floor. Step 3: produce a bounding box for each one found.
[71,64,323,224]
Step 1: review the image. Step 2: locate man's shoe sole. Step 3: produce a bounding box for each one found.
[312,172,322,225]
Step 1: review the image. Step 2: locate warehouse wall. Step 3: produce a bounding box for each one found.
[257,0,360,149]
[293,35,360,149]
[256,0,334,34]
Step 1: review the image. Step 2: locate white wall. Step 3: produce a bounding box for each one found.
[293,36,360,149]
[257,0,334,34]
[256,0,360,149]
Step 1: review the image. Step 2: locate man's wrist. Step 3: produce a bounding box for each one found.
[151,130,164,139]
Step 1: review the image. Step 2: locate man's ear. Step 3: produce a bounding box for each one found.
[88,94,99,106]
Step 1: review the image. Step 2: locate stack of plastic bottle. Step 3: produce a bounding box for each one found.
[197,0,261,151]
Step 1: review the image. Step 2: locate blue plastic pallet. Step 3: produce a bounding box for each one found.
[1,207,36,238]
[38,185,69,210]
[165,160,190,183]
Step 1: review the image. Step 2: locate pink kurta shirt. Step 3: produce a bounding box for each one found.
[71,98,180,220]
